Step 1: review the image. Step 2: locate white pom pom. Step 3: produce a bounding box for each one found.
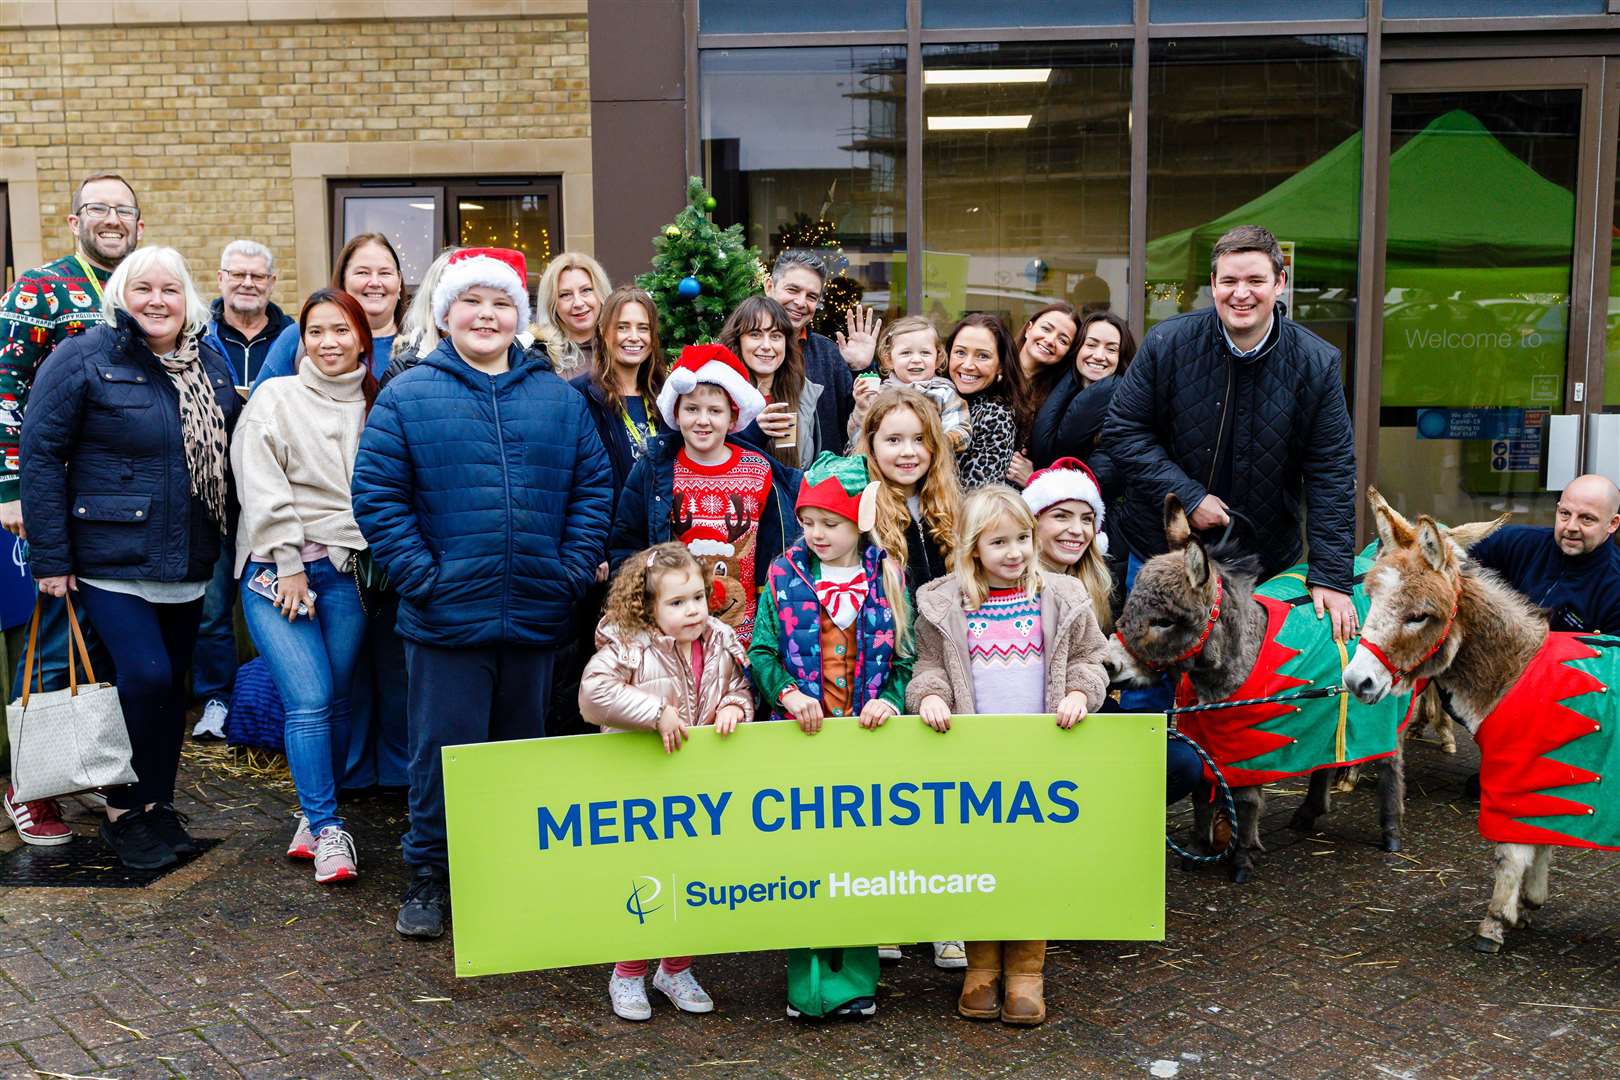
[669,369,697,394]
[1095,532,1109,557]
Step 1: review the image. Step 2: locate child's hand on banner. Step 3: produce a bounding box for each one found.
[783,689,824,734]
[1056,690,1089,730]
[857,699,896,730]
[919,695,951,733]
[714,703,745,736]
[658,704,689,753]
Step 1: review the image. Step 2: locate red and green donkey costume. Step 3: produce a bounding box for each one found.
[1175,544,1420,787]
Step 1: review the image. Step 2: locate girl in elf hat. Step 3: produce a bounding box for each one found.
[748,450,913,1021]
[908,484,1109,1026]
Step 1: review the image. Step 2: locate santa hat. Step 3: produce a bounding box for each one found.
[1022,457,1107,554]
[656,343,766,432]
[431,247,531,332]
[796,451,879,532]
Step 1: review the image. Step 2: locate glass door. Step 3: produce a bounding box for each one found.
[1371,59,1603,527]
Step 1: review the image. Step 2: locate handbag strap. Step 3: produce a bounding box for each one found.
[63,595,96,696]
[18,598,42,708]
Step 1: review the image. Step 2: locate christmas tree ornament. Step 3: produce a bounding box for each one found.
[678,275,702,299]
[704,195,717,211]
[664,225,681,239]
[638,177,766,349]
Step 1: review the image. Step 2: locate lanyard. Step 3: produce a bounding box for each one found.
[620,403,649,450]
[73,254,106,305]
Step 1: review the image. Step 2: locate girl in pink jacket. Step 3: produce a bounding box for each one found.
[578,541,754,1022]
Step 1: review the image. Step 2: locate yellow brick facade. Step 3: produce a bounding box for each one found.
[0,12,590,298]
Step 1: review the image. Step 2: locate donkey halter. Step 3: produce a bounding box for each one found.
[1357,585,1461,683]
[1116,575,1224,673]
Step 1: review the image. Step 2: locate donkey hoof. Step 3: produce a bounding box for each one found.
[1230,864,1253,885]
[1382,833,1402,853]
[1470,934,1502,954]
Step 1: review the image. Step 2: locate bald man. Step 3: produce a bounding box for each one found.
[1470,474,1620,635]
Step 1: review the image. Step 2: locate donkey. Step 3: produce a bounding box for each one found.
[1107,494,1417,884]
[1341,490,1616,954]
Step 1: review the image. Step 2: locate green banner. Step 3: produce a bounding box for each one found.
[443,713,1167,976]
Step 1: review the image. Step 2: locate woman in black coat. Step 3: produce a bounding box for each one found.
[21,246,242,872]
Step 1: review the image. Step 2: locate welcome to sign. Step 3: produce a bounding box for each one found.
[442,713,1167,976]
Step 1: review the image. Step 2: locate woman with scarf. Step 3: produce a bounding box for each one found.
[21,245,242,871]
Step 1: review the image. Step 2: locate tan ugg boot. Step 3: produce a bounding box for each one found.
[956,940,1002,1019]
[1000,939,1046,1025]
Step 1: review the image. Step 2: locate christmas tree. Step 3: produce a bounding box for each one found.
[773,208,864,337]
[638,177,769,351]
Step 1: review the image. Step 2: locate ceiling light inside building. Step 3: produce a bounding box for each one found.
[927,114,1033,131]
[408,203,435,211]
[924,68,1052,86]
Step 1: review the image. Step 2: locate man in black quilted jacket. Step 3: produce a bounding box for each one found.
[1104,224,1359,647]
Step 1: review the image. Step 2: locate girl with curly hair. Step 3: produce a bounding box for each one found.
[577,541,754,1023]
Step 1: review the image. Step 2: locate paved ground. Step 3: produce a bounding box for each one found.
[3,731,1620,1079]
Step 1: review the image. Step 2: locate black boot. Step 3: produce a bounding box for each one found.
[396,864,451,939]
[100,808,178,871]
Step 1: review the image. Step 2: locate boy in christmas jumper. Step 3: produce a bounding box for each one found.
[908,484,1108,1026]
[608,344,802,647]
[749,451,912,1020]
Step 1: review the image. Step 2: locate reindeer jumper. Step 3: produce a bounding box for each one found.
[1176,546,1418,788]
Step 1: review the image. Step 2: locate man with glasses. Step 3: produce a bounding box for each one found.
[188,241,293,741]
[204,240,290,387]
[0,172,140,844]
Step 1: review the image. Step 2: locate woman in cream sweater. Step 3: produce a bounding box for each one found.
[233,288,376,885]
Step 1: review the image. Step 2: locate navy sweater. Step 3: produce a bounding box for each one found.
[1471,525,1620,634]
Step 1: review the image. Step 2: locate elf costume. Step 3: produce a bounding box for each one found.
[0,253,110,499]
[1174,543,1420,788]
[1474,633,1620,849]
[749,451,912,1020]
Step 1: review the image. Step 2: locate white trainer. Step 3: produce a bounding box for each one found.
[878,945,903,961]
[652,967,714,1014]
[313,826,358,884]
[933,940,967,969]
[609,974,652,1021]
[286,813,316,860]
[192,698,228,740]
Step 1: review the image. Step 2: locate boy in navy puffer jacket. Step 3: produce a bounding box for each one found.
[351,248,612,940]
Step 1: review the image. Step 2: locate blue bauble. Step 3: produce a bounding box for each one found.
[677,276,702,299]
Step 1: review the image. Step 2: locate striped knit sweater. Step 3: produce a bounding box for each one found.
[966,587,1046,714]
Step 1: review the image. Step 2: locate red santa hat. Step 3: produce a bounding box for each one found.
[656,343,766,432]
[431,247,531,332]
[1022,457,1107,554]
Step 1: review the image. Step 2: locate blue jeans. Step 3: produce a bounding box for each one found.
[1118,551,1173,714]
[240,560,366,833]
[341,591,411,791]
[190,540,239,702]
[76,585,203,811]
[402,641,553,869]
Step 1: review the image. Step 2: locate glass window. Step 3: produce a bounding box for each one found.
[1377,89,1580,526]
[1151,0,1364,19]
[923,0,1130,28]
[699,0,904,34]
[1145,36,1366,375]
[923,41,1131,328]
[701,47,907,325]
[332,180,562,293]
[1384,0,1602,16]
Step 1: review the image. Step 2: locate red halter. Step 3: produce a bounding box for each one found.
[1115,576,1224,673]
[1357,588,1460,683]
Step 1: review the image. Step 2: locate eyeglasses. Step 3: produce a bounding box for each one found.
[77,203,139,222]
[223,271,272,285]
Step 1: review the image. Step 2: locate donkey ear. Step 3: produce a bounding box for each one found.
[1447,512,1510,551]
[1183,537,1211,591]
[1164,493,1192,550]
[1415,516,1450,572]
[1368,487,1414,551]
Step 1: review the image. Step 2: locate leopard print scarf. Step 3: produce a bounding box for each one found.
[158,333,229,533]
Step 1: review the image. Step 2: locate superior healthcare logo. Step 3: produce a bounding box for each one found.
[625,869,999,924]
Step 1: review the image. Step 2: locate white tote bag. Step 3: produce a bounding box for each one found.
[6,596,136,803]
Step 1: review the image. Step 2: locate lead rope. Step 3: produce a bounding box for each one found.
[1161,684,1347,863]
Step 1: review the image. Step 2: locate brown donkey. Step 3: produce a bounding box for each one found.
[1107,495,1416,884]
[1340,490,1587,953]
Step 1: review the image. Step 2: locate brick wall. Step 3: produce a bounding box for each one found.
[0,14,589,297]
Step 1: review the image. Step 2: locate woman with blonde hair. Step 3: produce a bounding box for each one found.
[21,245,243,870]
[381,246,463,386]
[536,251,611,378]
[1020,458,1114,633]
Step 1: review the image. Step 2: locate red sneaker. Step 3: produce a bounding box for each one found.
[3,786,73,846]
